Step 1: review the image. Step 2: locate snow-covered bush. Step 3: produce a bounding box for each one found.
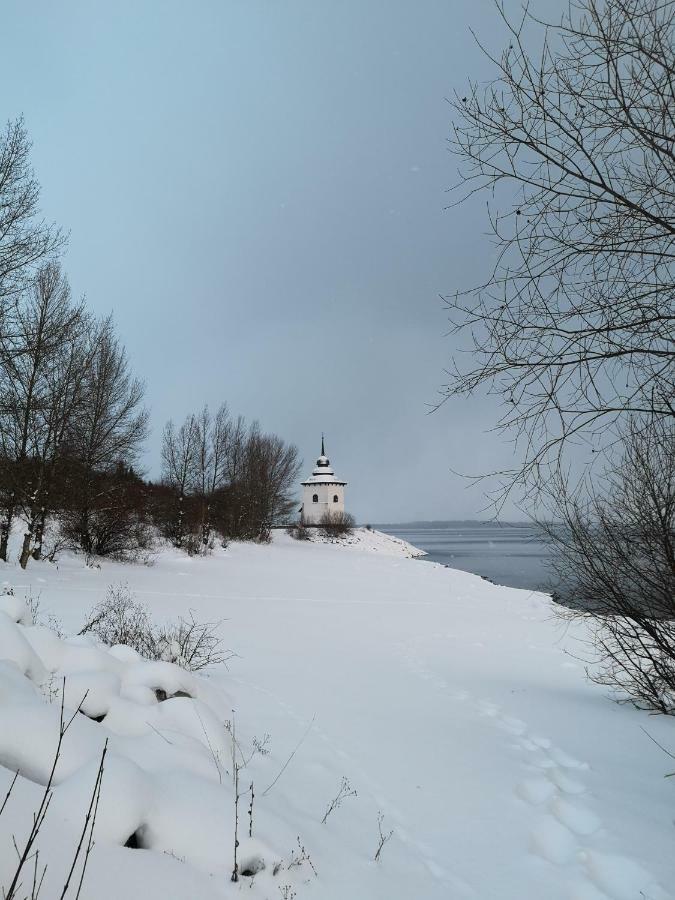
[79,584,229,672]
[0,594,306,898]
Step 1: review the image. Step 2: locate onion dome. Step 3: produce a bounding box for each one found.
[301,435,347,486]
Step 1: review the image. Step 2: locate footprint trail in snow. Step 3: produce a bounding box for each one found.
[400,636,670,900]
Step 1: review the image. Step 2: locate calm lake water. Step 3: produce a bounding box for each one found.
[376,521,555,593]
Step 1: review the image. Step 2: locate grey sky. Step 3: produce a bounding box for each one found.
[1,0,556,522]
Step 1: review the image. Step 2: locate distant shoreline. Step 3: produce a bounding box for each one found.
[371,519,535,529]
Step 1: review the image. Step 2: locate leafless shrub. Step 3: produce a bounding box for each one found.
[61,507,156,564]
[23,588,65,638]
[79,583,231,672]
[373,811,393,862]
[319,510,355,539]
[155,612,232,672]
[41,524,73,563]
[286,522,311,541]
[545,418,675,714]
[321,776,357,824]
[181,530,205,557]
[79,583,154,654]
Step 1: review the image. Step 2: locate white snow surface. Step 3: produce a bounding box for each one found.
[300,525,426,557]
[0,527,673,900]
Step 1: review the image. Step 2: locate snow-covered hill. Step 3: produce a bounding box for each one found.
[291,525,426,558]
[1,530,673,900]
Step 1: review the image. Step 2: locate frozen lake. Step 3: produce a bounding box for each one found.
[376,521,555,592]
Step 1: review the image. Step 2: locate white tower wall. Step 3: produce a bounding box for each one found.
[302,482,345,525]
[300,440,348,526]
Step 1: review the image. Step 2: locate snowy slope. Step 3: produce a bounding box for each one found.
[1,529,674,900]
[296,525,426,557]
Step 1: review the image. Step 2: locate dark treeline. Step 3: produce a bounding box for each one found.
[0,117,299,567]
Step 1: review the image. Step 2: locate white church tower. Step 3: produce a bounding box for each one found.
[301,437,347,525]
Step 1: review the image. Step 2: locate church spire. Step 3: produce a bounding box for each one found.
[321,433,325,456]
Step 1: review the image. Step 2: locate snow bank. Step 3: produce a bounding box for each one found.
[284,526,426,558]
[1,532,673,900]
[0,598,310,900]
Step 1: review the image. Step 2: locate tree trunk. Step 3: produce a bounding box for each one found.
[19,528,33,569]
[0,522,9,562]
[32,507,47,560]
[176,493,184,548]
[202,501,210,548]
[0,503,14,562]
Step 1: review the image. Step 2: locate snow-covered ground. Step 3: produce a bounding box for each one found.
[1,528,673,900]
[289,525,427,557]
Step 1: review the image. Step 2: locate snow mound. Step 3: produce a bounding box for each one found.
[0,605,306,899]
[280,526,426,558]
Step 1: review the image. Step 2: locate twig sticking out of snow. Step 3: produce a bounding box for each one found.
[641,727,675,777]
[2,680,106,900]
[321,776,357,824]
[287,837,318,878]
[0,770,18,819]
[374,812,394,862]
[231,759,241,883]
[61,739,108,900]
[262,714,315,797]
[278,886,296,900]
[248,782,254,838]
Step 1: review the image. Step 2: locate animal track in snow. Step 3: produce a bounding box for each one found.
[510,715,670,900]
[530,814,579,864]
[550,798,600,837]
[516,777,557,806]
[400,637,669,900]
[548,747,590,771]
[580,850,670,900]
[548,768,587,796]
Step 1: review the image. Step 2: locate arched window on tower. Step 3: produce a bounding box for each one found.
[312,494,318,503]
[333,495,339,503]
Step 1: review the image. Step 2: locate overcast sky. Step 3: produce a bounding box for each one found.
[1,0,560,523]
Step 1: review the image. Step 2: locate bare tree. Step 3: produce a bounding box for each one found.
[0,263,86,564]
[192,404,232,548]
[0,117,64,315]
[232,425,301,541]
[546,417,675,713]
[62,315,148,556]
[161,413,199,548]
[29,311,91,561]
[159,406,300,548]
[443,0,675,502]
